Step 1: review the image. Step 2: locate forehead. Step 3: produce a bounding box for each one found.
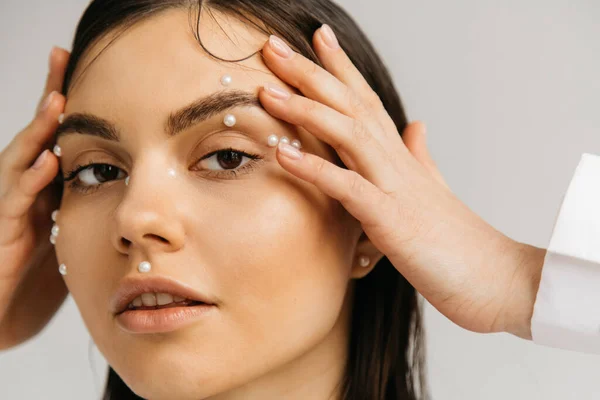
[65,8,272,118]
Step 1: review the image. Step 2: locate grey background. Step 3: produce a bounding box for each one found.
[1,0,599,398]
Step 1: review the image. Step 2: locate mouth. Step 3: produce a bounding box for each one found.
[116,293,215,316]
[111,275,217,316]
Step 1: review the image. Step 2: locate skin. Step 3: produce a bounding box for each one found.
[54,9,382,400]
[0,4,547,399]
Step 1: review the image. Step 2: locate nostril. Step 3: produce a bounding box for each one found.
[144,234,169,244]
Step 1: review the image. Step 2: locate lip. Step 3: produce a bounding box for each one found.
[116,303,216,334]
[110,275,217,317]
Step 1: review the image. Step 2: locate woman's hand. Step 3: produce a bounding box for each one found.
[258,26,546,340]
[0,47,69,350]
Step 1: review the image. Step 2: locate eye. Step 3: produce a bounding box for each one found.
[195,148,261,176]
[62,147,263,194]
[63,163,127,193]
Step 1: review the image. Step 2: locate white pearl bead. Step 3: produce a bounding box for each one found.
[138,261,151,273]
[125,176,130,186]
[291,139,302,149]
[223,114,237,127]
[49,234,56,245]
[220,74,232,86]
[58,264,67,275]
[279,136,290,145]
[58,113,65,124]
[53,144,62,157]
[51,224,59,237]
[51,209,59,222]
[167,168,176,178]
[267,134,279,147]
[358,255,370,268]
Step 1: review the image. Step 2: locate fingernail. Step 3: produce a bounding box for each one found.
[320,24,340,50]
[49,46,56,70]
[264,82,291,100]
[40,91,56,114]
[269,35,293,58]
[278,142,303,160]
[32,150,48,170]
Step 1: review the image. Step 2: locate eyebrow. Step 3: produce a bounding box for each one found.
[55,89,262,141]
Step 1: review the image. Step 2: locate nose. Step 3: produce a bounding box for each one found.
[112,159,186,255]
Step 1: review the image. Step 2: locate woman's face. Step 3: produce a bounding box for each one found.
[55,9,368,400]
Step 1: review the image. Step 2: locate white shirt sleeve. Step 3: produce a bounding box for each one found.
[530,153,600,353]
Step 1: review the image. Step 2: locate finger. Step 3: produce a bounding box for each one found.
[312,25,385,115]
[5,92,65,175]
[36,46,70,115]
[274,141,389,229]
[260,84,398,189]
[0,149,60,243]
[262,34,376,123]
[402,121,450,190]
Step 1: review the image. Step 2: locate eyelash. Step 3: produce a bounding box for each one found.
[62,147,263,194]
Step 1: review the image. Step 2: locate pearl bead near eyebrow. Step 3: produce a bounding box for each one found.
[279,136,290,145]
[267,134,279,147]
[53,144,62,157]
[291,140,302,149]
[223,114,237,127]
[220,74,232,86]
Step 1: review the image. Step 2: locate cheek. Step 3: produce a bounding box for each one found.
[52,205,120,349]
[206,180,355,356]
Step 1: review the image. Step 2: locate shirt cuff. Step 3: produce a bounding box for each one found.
[531,153,600,354]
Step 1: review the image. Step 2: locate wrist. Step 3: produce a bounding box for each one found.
[500,240,546,340]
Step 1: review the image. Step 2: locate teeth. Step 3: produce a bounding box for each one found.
[156,292,174,306]
[141,293,157,306]
[127,293,192,309]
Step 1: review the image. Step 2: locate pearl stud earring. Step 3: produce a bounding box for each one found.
[223,114,236,127]
[267,134,279,147]
[58,113,65,124]
[53,144,62,157]
[220,74,232,86]
[291,139,302,149]
[58,264,67,275]
[50,220,59,245]
[358,255,370,268]
[138,261,151,273]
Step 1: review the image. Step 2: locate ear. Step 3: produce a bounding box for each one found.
[350,230,385,279]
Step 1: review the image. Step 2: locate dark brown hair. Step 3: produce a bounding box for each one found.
[60,1,428,399]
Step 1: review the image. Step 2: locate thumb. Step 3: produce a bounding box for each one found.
[402,121,450,191]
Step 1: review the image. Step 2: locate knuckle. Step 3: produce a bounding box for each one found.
[348,170,366,196]
[350,119,372,146]
[300,62,320,87]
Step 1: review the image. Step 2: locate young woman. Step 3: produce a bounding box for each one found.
[0,0,546,399]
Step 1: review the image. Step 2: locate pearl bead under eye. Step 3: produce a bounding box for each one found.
[267,134,279,147]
